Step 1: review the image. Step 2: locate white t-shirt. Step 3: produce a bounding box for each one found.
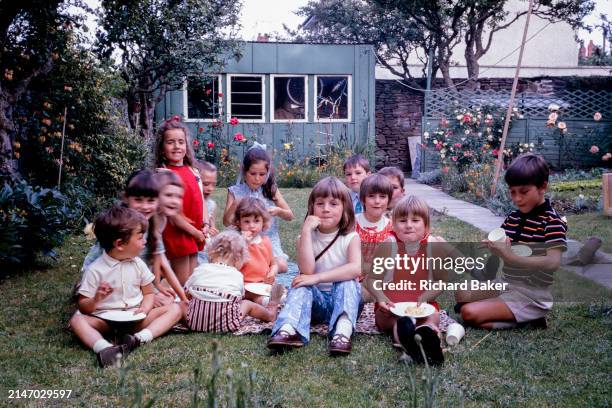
[78,252,155,311]
[309,229,360,292]
[186,263,244,302]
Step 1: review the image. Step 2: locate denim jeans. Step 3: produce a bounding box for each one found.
[271,279,361,343]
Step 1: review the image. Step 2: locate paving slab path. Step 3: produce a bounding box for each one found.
[406,179,612,289]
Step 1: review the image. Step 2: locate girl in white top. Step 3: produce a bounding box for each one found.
[184,230,283,333]
[268,177,362,355]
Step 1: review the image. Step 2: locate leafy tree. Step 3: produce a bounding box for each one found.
[294,0,594,88]
[96,0,242,141]
[0,0,76,179]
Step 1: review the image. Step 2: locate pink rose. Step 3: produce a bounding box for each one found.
[234,132,245,142]
[594,112,602,121]
[207,141,215,149]
[454,143,461,148]
[451,156,458,162]
[229,117,239,125]
[590,145,600,154]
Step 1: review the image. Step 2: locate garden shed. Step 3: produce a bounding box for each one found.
[156,41,376,162]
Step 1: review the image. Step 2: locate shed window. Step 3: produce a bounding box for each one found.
[184,76,221,121]
[315,75,351,121]
[271,75,307,122]
[228,75,265,121]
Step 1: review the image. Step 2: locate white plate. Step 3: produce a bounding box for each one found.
[390,302,436,318]
[244,283,273,296]
[95,310,147,322]
[511,245,532,257]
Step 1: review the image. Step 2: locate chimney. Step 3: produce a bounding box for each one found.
[587,40,595,57]
[579,43,586,58]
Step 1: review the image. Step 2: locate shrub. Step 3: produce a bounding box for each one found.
[417,169,443,185]
[0,180,78,268]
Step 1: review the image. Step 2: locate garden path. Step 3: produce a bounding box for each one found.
[407,179,612,289]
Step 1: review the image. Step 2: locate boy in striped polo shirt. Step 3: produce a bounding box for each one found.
[457,154,567,329]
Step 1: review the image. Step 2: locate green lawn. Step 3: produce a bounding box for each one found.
[0,188,610,406]
[565,212,612,253]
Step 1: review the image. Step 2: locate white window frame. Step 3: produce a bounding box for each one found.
[314,74,352,123]
[270,74,308,123]
[227,74,266,123]
[182,75,222,123]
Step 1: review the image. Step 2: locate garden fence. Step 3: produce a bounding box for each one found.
[421,89,612,171]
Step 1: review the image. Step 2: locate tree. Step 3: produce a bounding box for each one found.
[96,0,242,142]
[0,1,74,179]
[294,0,594,88]
[288,0,432,82]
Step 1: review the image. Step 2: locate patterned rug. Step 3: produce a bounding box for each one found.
[233,302,456,336]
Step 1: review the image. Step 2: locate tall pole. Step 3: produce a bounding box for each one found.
[491,0,534,196]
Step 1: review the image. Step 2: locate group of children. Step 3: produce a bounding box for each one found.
[71,117,567,368]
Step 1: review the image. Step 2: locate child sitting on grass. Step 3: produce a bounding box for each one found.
[184,230,284,333]
[355,174,393,302]
[368,196,448,366]
[70,205,182,368]
[343,154,371,214]
[377,166,406,214]
[456,154,567,329]
[232,197,279,305]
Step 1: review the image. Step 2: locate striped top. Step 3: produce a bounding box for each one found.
[501,199,567,286]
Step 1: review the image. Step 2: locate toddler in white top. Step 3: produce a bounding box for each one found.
[70,205,182,368]
[184,230,283,333]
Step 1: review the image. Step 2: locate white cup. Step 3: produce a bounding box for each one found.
[446,323,465,346]
[488,227,507,242]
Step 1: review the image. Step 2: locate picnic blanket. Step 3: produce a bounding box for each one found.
[233,302,456,336]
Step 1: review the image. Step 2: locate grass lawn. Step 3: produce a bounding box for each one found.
[565,212,612,253]
[0,188,610,406]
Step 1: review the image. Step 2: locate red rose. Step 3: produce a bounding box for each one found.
[229,117,239,125]
[492,149,499,156]
[233,132,244,142]
[462,114,471,123]
[205,89,212,96]
[193,140,200,147]
[207,141,215,149]
[218,92,223,97]
[454,143,461,148]
[451,156,458,161]
[198,127,204,133]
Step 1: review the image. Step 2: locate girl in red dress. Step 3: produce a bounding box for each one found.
[154,117,209,285]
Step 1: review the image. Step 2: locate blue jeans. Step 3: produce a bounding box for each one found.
[271,279,361,343]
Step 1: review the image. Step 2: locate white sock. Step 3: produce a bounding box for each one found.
[135,329,153,344]
[93,339,113,353]
[279,323,296,335]
[334,313,353,338]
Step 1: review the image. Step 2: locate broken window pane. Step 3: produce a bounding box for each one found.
[186,76,221,120]
[273,76,306,120]
[230,75,264,120]
[316,76,349,120]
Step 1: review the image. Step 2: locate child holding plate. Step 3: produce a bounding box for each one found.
[366,195,448,366]
[231,197,279,305]
[70,205,182,368]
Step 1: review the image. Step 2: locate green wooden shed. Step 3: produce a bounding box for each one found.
[155,41,376,160]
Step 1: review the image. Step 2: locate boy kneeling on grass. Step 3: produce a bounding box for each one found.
[70,204,182,368]
[456,154,567,329]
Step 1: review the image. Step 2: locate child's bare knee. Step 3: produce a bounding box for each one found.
[460,306,479,325]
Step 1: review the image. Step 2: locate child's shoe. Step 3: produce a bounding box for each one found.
[397,318,444,367]
[328,333,352,356]
[96,345,124,368]
[120,334,142,354]
[267,330,304,351]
